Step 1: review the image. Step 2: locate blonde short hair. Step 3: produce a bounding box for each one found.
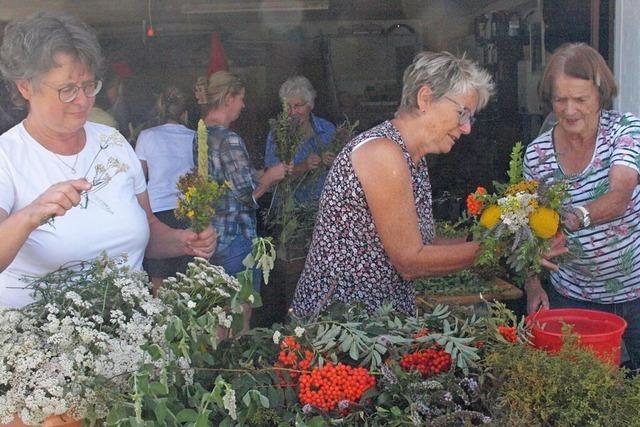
[204,71,244,111]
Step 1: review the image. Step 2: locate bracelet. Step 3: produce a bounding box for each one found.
[574,205,591,227]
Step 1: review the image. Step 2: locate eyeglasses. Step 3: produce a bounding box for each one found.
[443,96,476,127]
[287,101,308,111]
[41,79,103,103]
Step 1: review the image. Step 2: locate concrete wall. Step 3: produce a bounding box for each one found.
[614,0,640,115]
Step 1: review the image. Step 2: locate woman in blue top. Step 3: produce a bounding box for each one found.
[264,76,336,203]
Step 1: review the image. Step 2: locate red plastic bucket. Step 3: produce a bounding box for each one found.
[527,308,627,366]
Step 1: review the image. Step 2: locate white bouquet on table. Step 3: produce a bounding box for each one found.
[0,254,174,426]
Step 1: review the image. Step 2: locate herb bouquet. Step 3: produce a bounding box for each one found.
[0,255,173,426]
[325,118,359,156]
[175,119,227,232]
[467,142,568,283]
[265,101,308,255]
[269,100,304,165]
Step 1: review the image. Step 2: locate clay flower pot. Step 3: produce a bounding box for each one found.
[42,414,81,427]
[0,413,81,427]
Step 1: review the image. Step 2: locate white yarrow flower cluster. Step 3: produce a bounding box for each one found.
[294,327,305,337]
[498,192,537,233]
[0,257,175,425]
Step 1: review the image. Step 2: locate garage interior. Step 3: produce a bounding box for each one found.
[0,0,611,216]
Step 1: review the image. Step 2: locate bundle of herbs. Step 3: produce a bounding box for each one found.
[467,142,569,285]
[268,99,303,165]
[325,118,359,155]
[175,119,228,232]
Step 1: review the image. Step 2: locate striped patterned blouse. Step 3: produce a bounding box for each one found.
[524,110,640,303]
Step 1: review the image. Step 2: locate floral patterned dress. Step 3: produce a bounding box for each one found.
[291,121,435,316]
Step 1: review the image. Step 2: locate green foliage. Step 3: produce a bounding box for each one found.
[265,181,317,256]
[414,269,498,296]
[326,118,359,154]
[175,170,228,232]
[269,99,303,164]
[242,237,276,285]
[507,141,524,185]
[483,336,640,426]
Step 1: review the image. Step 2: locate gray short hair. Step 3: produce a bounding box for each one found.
[279,76,316,109]
[399,51,494,113]
[0,12,103,102]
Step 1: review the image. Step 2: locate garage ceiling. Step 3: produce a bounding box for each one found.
[0,0,494,35]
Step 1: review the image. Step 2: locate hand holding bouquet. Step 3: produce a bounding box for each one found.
[467,142,568,283]
[175,119,227,232]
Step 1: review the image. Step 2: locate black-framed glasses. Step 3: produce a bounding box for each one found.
[443,96,476,127]
[42,79,103,103]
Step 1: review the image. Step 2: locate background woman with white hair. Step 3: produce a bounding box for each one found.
[264,75,336,203]
[292,51,495,317]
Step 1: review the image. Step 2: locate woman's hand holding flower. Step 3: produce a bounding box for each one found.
[540,232,568,271]
[25,179,92,227]
[305,153,321,170]
[182,224,217,259]
[322,152,336,167]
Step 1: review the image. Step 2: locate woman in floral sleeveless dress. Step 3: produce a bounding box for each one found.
[292,51,495,317]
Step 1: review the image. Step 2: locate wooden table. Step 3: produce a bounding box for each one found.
[416,277,523,307]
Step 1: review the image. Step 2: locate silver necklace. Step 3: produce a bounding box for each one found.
[53,152,79,174]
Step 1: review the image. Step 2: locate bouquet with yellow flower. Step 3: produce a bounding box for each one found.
[175,119,228,232]
[467,142,568,283]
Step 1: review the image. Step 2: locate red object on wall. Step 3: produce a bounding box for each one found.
[110,60,134,78]
[207,32,228,76]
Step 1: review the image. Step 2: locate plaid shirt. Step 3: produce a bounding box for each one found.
[198,125,259,251]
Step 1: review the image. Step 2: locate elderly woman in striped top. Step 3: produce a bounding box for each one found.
[523,43,640,369]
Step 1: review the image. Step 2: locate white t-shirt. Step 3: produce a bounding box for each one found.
[0,121,150,307]
[135,123,195,212]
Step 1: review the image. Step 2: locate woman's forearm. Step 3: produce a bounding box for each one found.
[0,209,38,272]
[392,241,480,281]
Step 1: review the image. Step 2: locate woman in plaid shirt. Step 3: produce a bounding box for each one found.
[200,71,288,328]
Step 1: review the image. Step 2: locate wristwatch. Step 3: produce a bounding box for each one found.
[574,205,591,228]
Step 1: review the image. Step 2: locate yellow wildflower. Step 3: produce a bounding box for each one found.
[187,210,195,218]
[505,180,538,196]
[479,205,501,229]
[529,207,559,239]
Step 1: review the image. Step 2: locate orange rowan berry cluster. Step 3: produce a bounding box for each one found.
[275,336,313,387]
[399,348,452,377]
[298,363,376,413]
[498,325,517,343]
[466,186,487,216]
